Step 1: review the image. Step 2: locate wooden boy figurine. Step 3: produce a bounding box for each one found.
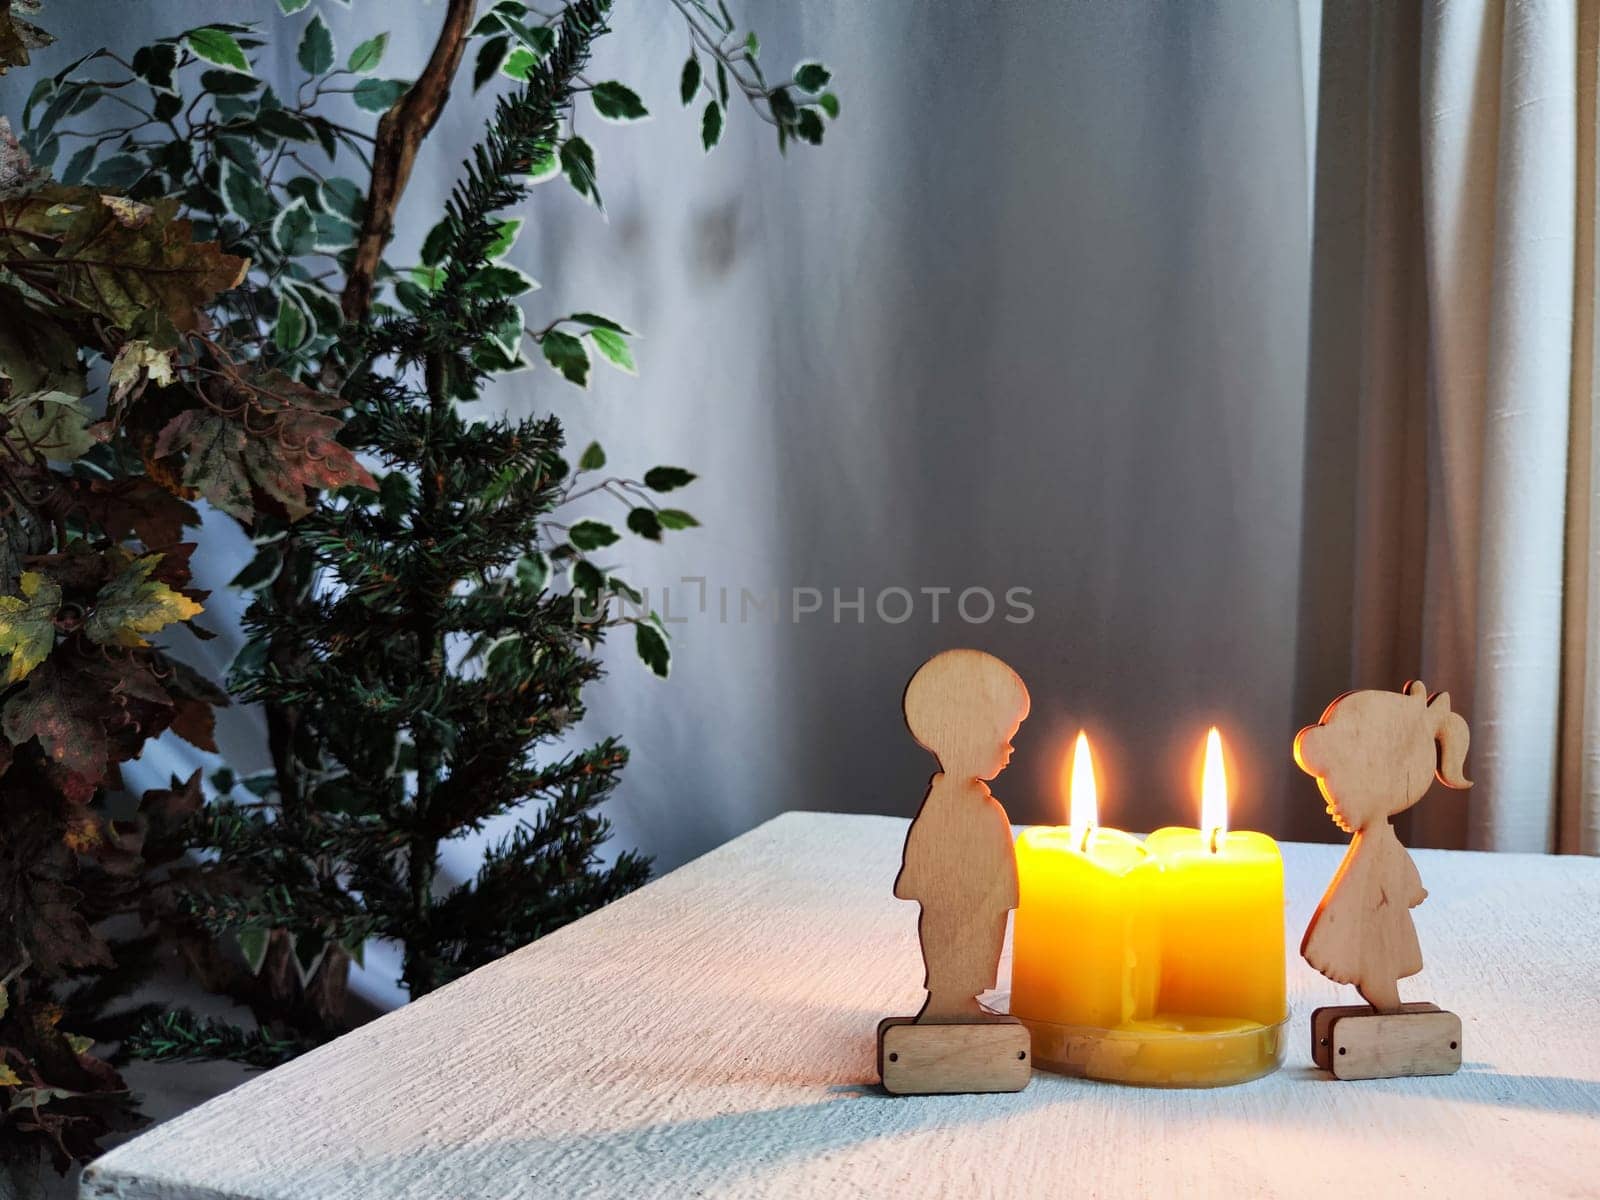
[877,649,1031,1095]
[1293,681,1471,1079]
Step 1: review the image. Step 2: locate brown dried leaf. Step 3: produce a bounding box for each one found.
[154,408,252,520]
[0,659,106,779]
[0,2,52,75]
[67,477,200,547]
[0,185,247,338]
[155,372,374,522]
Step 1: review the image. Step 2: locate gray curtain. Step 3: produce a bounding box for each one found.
[4,1,1319,1006]
[1301,0,1600,854]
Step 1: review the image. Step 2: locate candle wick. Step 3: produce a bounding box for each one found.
[1208,827,1224,854]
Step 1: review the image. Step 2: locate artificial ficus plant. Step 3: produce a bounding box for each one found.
[3,0,840,1109]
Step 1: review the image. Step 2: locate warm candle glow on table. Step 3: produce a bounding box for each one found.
[1006,727,1288,1086]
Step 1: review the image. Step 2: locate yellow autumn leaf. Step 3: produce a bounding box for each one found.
[0,1065,21,1088]
[99,194,153,228]
[0,570,61,684]
[85,554,203,648]
[108,338,176,403]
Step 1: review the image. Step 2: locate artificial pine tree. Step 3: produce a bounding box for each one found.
[20,0,841,1056]
[194,0,652,1005]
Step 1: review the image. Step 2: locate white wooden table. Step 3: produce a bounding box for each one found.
[83,812,1600,1199]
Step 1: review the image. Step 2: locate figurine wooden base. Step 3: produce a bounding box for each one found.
[1310,1003,1462,1080]
[876,1016,1031,1096]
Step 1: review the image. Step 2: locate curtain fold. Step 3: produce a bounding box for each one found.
[1558,0,1600,853]
[1315,0,1599,852]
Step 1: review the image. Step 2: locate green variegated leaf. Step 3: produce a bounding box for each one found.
[701,100,723,151]
[540,330,588,386]
[484,217,521,260]
[473,35,509,90]
[313,211,357,251]
[568,520,619,550]
[88,154,144,188]
[321,177,364,220]
[221,157,274,225]
[635,621,670,677]
[516,551,549,593]
[794,61,831,92]
[186,28,251,74]
[464,264,537,298]
[626,508,662,541]
[642,466,696,492]
[568,312,631,334]
[272,198,315,255]
[591,80,647,122]
[559,136,598,206]
[587,327,635,375]
[354,78,408,113]
[273,292,308,350]
[297,15,334,75]
[657,509,699,530]
[525,147,559,184]
[346,32,387,74]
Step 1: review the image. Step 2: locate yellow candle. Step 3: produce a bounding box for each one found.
[1012,825,1160,1027]
[1011,733,1160,1028]
[1143,729,1286,1026]
[1143,828,1285,1025]
[1007,728,1288,1086]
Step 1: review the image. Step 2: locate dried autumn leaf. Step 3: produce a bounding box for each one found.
[0,2,51,75]
[107,338,176,404]
[66,477,199,547]
[155,392,374,523]
[85,553,203,648]
[0,287,90,461]
[157,655,227,753]
[4,392,94,462]
[153,408,252,520]
[0,570,60,684]
[0,186,247,339]
[0,115,39,195]
[0,1063,19,1087]
[1,660,107,779]
[138,768,204,867]
[99,194,153,228]
[242,408,377,518]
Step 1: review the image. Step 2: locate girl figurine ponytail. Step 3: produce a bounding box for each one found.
[1293,681,1471,1079]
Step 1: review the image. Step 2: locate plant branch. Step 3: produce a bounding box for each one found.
[339,0,479,322]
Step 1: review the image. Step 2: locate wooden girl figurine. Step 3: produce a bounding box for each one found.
[1294,682,1470,1011]
[878,649,1031,1094]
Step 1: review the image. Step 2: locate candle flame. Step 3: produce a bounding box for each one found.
[1068,730,1098,848]
[1201,727,1228,850]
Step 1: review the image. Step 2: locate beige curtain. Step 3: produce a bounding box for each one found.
[1306,0,1599,853]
